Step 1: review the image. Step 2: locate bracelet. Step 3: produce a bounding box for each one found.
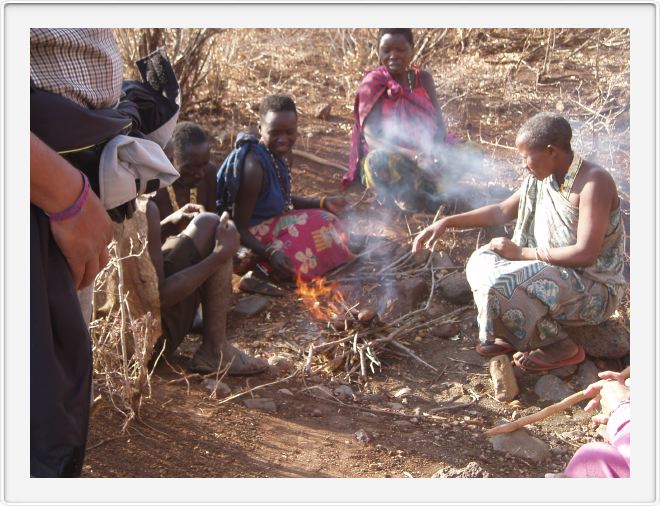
[534,248,540,261]
[319,196,326,210]
[46,172,90,221]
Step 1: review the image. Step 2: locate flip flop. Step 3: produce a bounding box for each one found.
[513,345,586,373]
[476,338,514,357]
[238,271,286,297]
[189,349,268,376]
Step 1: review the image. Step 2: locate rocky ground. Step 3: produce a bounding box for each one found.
[85,28,630,478]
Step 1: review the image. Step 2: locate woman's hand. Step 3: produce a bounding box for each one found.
[166,203,205,234]
[323,196,348,215]
[488,237,522,260]
[412,217,448,252]
[584,369,630,416]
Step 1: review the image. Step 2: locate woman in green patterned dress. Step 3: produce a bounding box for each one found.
[413,113,626,372]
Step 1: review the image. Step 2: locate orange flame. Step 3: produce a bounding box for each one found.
[295,272,348,321]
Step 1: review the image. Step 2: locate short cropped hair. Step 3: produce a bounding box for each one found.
[516,113,573,152]
[259,94,297,120]
[171,121,208,156]
[378,28,414,47]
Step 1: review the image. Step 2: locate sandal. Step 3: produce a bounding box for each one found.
[476,338,514,357]
[189,348,268,376]
[513,345,586,373]
[238,271,286,297]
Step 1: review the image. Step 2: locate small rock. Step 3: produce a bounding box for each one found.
[489,355,519,402]
[393,387,412,398]
[243,398,277,414]
[489,429,551,463]
[384,402,405,410]
[412,249,431,266]
[360,393,384,403]
[534,375,574,402]
[355,429,370,443]
[430,251,455,270]
[278,388,294,396]
[569,322,630,358]
[311,408,323,417]
[357,307,377,323]
[575,360,601,390]
[438,271,472,305]
[432,461,490,478]
[410,417,419,423]
[268,355,293,375]
[314,103,332,119]
[427,322,460,338]
[232,295,269,317]
[333,384,354,400]
[201,379,231,397]
[548,364,578,379]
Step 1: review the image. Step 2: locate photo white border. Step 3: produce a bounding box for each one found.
[2,1,657,505]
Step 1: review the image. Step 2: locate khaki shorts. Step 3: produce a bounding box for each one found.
[160,234,203,354]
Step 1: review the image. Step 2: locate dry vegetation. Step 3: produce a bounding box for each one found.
[95,29,629,441]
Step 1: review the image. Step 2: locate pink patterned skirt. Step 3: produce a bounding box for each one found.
[250,209,354,281]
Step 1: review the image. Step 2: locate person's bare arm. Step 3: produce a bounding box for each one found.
[413,188,521,251]
[202,162,218,213]
[420,70,447,143]
[233,153,295,278]
[488,168,618,266]
[30,132,113,288]
[146,202,238,308]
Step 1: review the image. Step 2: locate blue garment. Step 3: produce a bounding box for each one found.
[216,133,291,225]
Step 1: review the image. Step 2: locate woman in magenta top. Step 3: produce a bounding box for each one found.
[344,28,468,212]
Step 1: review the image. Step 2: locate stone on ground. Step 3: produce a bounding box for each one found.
[432,461,490,478]
[569,321,630,358]
[534,374,574,402]
[548,364,578,379]
[232,295,269,317]
[575,360,601,390]
[438,271,472,305]
[201,379,231,397]
[333,384,354,400]
[243,398,277,413]
[489,355,519,402]
[355,429,371,443]
[489,428,550,463]
[430,251,455,270]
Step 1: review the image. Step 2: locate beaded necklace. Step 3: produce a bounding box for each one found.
[167,185,197,212]
[406,69,414,92]
[558,154,583,198]
[264,145,294,212]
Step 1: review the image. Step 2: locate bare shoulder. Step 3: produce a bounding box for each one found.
[577,159,619,209]
[146,199,161,222]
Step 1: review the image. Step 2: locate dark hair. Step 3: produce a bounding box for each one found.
[171,121,208,155]
[259,94,297,120]
[378,28,414,47]
[516,112,573,152]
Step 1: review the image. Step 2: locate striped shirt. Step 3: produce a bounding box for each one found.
[30,28,123,109]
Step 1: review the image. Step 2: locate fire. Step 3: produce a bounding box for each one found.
[295,272,348,321]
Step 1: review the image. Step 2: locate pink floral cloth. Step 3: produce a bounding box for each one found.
[250,208,353,281]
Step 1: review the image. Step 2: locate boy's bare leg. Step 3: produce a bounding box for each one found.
[191,259,267,375]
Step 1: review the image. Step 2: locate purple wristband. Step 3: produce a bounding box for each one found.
[46,172,90,221]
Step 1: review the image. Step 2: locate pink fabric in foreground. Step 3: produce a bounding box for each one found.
[564,402,630,478]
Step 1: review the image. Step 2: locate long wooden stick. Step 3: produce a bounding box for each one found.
[292,149,348,172]
[485,389,594,436]
[485,366,630,436]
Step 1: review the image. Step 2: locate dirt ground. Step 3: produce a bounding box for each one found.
[84,29,630,478]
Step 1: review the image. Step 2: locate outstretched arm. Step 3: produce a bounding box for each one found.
[413,188,521,251]
[30,132,113,288]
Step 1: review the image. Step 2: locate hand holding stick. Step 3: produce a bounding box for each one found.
[484,366,630,437]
